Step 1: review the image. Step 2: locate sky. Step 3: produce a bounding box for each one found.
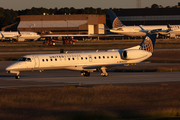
[1,0,180,10]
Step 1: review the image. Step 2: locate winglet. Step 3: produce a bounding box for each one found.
[103,23,110,30]
[139,25,149,33]
[167,23,171,30]
[18,30,21,36]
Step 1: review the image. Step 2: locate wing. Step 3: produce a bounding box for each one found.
[83,63,127,70]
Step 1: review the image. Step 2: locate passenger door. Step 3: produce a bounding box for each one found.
[34,55,40,68]
[89,55,93,62]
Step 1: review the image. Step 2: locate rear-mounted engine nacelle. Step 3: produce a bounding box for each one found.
[122,49,151,60]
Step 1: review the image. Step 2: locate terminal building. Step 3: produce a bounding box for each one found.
[113,8,180,26]
[2,14,106,35]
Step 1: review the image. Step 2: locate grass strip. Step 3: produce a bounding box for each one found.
[0,85,180,119]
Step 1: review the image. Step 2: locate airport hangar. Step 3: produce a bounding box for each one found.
[3,8,180,40]
[2,14,107,39]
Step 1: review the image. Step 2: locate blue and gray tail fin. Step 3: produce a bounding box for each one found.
[0,32,4,38]
[139,33,157,53]
[107,9,124,28]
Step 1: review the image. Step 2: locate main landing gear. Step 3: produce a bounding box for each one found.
[81,67,109,77]
[100,67,108,77]
[81,71,90,76]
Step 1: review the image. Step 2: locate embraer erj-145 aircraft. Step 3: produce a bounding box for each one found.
[107,9,180,38]
[0,31,40,41]
[6,28,159,79]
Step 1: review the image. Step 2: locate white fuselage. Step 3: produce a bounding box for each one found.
[111,25,180,37]
[6,49,152,73]
[0,31,40,41]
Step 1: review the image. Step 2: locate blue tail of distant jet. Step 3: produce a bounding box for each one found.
[107,9,124,28]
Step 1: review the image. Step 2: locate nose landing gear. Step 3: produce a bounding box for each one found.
[15,72,20,79]
[15,75,20,79]
[7,71,20,79]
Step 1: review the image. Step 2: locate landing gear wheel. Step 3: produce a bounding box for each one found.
[101,73,108,77]
[15,75,20,79]
[81,71,90,77]
[100,67,108,77]
[84,72,90,76]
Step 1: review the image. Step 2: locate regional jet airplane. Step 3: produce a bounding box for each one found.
[0,31,40,41]
[107,9,180,38]
[6,28,158,79]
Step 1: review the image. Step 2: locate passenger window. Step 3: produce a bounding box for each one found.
[55,59,57,61]
[42,59,44,62]
[68,58,70,60]
[46,59,48,61]
[115,56,117,58]
[103,56,105,59]
[94,57,96,59]
[107,56,109,58]
[111,56,113,58]
[85,57,87,60]
[51,59,53,61]
[72,58,74,60]
[81,57,83,60]
[99,56,101,59]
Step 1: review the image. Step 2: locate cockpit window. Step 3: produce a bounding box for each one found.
[27,58,31,61]
[18,57,31,62]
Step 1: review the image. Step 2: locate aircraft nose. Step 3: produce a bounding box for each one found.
[5,62,18,71]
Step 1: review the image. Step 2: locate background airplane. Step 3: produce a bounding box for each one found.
[0,31,40,42]
[6,27,158,79]
[107,9,180,38]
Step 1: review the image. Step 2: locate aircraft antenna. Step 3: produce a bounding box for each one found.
[137,0,141,8]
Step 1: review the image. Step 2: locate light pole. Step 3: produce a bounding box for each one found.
[65,20,68,36]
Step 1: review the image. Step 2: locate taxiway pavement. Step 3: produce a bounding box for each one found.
[1,61,180,88]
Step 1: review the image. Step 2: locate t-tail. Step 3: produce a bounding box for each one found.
[107,9,124,28]
[139,33,157,53]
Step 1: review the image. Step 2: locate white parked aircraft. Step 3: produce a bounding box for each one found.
[107,9,180,38]
[6,29,158,79]
[0,31,40,41]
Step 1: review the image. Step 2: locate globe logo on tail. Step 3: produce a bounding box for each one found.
[113,17,124,28]
[139,36,153,53]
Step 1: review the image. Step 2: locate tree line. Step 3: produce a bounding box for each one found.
[0,4,172,30]
[0,7,111,30]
